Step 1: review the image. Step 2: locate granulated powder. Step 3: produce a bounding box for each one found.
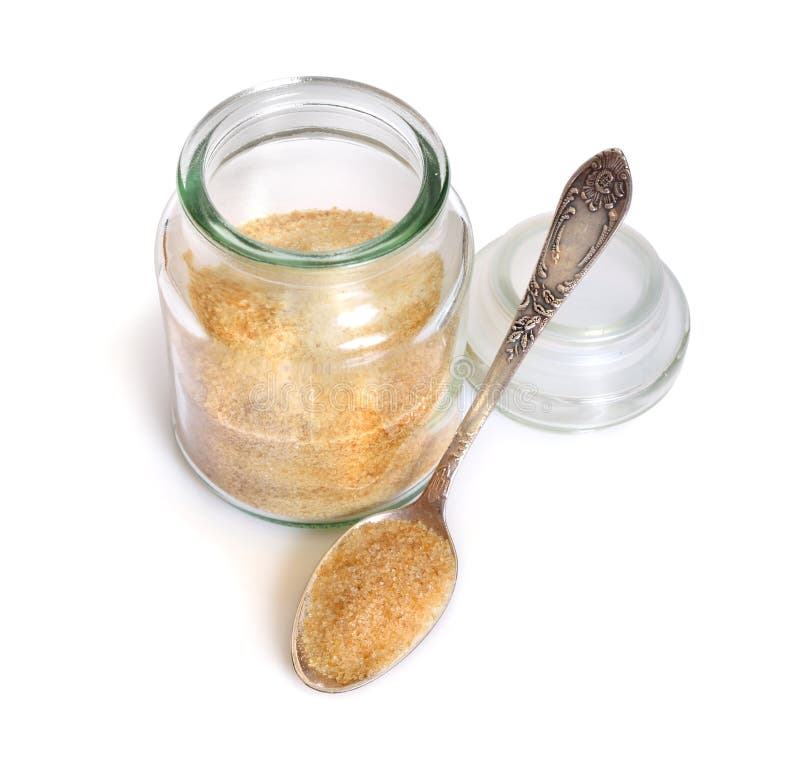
[239,208,394,252]
[299,519,456,685]
[170,208,459,521]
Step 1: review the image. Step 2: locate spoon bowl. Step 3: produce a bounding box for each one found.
[292,504,455,692]
[292,148,632,691]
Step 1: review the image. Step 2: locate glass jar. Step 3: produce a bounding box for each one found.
[155,77,473,526]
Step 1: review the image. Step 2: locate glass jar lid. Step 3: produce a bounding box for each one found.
[466,213,690,431]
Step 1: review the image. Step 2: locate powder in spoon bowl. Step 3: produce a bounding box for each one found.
[298,519,457,686]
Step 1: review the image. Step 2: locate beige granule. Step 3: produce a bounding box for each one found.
[299,519,456,685]
[184,254,296,351]
[239,208,394,252]
[171,208,459,521]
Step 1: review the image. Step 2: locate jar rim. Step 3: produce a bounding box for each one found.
[177,76,450,269]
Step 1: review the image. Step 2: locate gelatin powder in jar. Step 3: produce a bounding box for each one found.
[175,208,458,522]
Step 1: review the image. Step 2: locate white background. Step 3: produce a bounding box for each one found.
[2,1,798,764]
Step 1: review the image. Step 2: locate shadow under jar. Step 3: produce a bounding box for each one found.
[155,77,473,526]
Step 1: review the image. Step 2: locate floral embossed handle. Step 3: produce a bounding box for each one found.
[423,148,632,507]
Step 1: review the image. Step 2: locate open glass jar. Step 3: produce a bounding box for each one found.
[156,78,473,526]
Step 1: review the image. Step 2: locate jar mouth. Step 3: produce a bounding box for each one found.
[177,77,450,268]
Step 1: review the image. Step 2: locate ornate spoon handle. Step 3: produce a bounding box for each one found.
[424,148,632,506]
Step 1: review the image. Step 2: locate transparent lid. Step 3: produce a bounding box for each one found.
[466,213,690,431]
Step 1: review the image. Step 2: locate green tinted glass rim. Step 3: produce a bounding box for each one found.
[176,77,450,269]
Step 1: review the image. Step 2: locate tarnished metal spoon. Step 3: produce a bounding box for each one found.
[292,148,632,692]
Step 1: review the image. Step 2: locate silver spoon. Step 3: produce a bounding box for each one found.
[292,148,632,692]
